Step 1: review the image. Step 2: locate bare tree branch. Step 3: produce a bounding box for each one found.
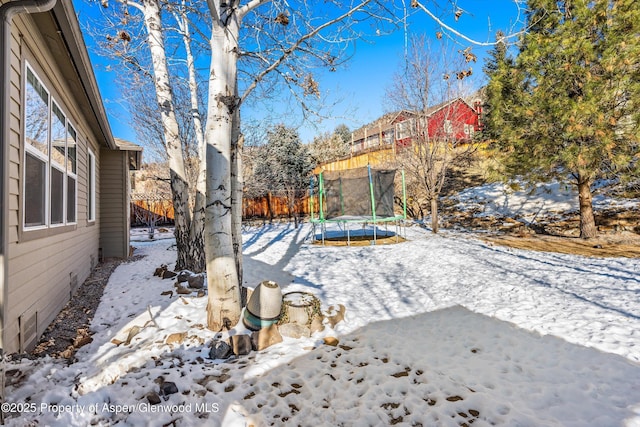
[413,0,527,46]
[238,0,374,107]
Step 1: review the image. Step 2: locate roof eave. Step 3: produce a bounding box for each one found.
[51,2,117,150]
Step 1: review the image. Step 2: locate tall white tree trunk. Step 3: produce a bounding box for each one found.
[231,106,245,304]
[178,7,206,272]
[205,18,242,331]
[142,0,193,270]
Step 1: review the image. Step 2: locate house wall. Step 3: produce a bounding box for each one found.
[427,99,479,141]
[100,149,130,259]
[4,13,103,354]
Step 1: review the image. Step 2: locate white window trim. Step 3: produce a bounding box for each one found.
[50,162,66,227]
[23,63,50,230]
[23,151,49,231]
[66,123,78,225]
[23,61,79,231]
[88,148,96,222]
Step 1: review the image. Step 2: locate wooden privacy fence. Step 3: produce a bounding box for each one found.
[130,193,317,225]
[243,192,316,220]
[131,198,175,226]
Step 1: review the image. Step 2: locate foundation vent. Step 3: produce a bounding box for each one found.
[19,309,38,353]
[70,272,79,295]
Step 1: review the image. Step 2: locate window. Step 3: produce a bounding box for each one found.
[463,124,475,138]
[395,118,415,140]
[23,63,78,230]
[88,149,96,222]
[443,120,453,135]
[50,101,65,225]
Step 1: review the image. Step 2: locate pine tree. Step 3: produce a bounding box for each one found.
[482,31,522,143]
[486,0,640,238]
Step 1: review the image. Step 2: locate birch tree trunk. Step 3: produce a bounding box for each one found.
[178,8,206,272]
[205,17,242,331]
[142,0,193,271]
[231,106,245,305]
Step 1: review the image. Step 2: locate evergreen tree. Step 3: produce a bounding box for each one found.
[254,125,313,226]
[482,31,524,143]
[486,0,640,238]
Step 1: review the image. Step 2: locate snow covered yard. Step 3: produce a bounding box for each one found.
[3,223,640,426]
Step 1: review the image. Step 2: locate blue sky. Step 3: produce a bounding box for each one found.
[73,1,525,147]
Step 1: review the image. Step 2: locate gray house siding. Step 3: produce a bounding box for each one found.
[1,1,133,355]
[100,148,130,259]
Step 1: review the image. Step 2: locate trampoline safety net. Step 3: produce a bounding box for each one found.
[321,167,397,219]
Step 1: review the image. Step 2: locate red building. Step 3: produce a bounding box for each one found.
[350,93,483,154]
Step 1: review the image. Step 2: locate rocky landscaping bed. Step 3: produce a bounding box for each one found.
[25,256,141,361]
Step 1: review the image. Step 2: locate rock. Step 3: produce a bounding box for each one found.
[147,392,161,405]
[278,323,311,339]
[176,270,192,283]
[160,381,179,397]
[231,334,253,356]
[162,270,177,280]
[160,290,173,297]
[60,346,74,359]
[165,332,187,345]
[323,337,339,347]
[176,285,191,295]
[251,324,283,351]
[124,325,141,346]
[74,336,93,348]
[196,290,205,298]
[187,274,205,289]
[153,264,167,277]
[310,315,325,334]
[209,340,233,360]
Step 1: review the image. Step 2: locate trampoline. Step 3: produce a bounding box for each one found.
[309,166,407,245]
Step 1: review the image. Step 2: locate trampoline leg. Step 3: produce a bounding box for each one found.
[322,222,326,245]
[373,223,377,245]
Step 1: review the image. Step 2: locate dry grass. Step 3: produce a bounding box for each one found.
[481,233,640,258]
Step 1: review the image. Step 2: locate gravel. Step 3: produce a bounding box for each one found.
[23,256,142,362]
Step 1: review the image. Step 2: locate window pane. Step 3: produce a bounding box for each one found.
[67,124,77,174]
[51,167,64,224]
[25,68,49,157]
[25,153,46,227]
[67,176,76,223]
[51,102,66,167]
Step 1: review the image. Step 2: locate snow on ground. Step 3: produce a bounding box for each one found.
[4,222,640,426]
[452,180,639,224]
